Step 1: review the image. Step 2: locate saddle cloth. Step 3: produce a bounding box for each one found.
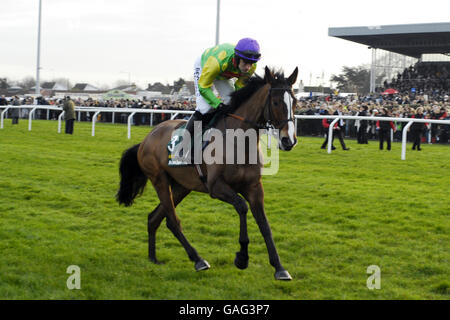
[167,111,224,167]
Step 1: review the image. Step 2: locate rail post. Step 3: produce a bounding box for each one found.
[295,117,298,134]
[1,106,10,129]
[91,111,101,136]
[127,112,136,139]
[58,111,65,133]
[28,107,38,131]
[401,121,414,160]
[328,118,340,154]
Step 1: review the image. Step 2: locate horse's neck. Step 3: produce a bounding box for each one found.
[233,84,270,130]
[213,84,269,166]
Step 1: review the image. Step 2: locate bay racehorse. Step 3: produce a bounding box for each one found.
[116,66,298,280]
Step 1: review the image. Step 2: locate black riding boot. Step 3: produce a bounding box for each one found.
[181,111,204,163]
[185,111,204,140]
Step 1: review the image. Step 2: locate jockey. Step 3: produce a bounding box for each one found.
[185,38,261,139]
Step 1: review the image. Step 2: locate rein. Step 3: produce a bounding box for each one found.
[227,113,268,130]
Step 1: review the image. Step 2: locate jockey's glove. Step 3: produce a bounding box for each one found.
[218,103,234,115]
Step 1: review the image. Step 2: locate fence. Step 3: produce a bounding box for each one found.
[0,105,193,139]
[294,115,449,160]
[1,105,449,160]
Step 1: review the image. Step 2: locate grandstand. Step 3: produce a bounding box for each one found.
[328,22,450,95]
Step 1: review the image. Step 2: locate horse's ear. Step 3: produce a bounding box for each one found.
[264,66,274,84]
[288,67,298,86]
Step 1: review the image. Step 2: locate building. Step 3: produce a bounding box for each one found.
[329,22,450,92]
[71,83,100,92]
[111,84,143,94]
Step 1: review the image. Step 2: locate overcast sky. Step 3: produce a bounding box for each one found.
[1,0,449,89]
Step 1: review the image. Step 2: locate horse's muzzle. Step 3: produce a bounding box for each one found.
[280,137,297,151]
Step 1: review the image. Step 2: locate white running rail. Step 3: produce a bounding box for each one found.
[1,105,448,160]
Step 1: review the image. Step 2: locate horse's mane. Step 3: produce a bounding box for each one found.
[229,68,287,110]
[229,75,265,110]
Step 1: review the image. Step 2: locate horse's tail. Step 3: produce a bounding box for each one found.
[116,143,148,207]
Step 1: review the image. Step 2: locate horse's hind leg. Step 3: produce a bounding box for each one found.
[148,204,163,264]
[148,181,191,264]
[152,173,209,271]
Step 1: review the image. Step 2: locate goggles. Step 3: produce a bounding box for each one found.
[235,49,261,61]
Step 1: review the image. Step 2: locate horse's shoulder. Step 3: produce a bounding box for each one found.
[153,119,186,131]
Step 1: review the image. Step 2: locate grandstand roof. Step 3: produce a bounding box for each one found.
[328,22,450,58]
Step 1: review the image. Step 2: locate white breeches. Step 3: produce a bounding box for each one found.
[193,56,234,115]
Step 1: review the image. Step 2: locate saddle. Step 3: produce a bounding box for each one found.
[167,110,224,167]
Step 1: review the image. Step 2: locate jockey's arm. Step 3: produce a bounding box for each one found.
[198,56,222,109]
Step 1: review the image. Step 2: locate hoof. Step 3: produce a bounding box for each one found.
[275,270,292,281]
[234,252,249,270]
[195,259,210,271]
[149,257,163,265]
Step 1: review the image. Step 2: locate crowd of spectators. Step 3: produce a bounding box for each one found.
[1,61,449,143]
[296,94,449,144]
[297,61,450,144]
[70,98,196,124]
[379,62,449,98]
[0,95,196,126]
[70,97,196,111]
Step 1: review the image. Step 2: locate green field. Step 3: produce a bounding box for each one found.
[0,119,449,300]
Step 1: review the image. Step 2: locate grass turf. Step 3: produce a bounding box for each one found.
[0,119,448,299]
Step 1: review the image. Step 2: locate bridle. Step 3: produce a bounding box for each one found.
[227,86,295,131]
[265,87,295,130]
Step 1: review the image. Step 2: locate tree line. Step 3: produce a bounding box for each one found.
[2,67,376,95]
[0,76,188,93]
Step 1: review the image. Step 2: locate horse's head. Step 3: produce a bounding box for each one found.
[263,66,298,151]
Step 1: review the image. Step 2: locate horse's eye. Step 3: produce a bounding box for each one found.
[273,101,279,106]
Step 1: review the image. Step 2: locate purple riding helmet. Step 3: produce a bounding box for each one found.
[234,38,261,62]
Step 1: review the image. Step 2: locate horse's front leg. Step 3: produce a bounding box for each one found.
[208,176,250,270]
[243,182,291,280]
